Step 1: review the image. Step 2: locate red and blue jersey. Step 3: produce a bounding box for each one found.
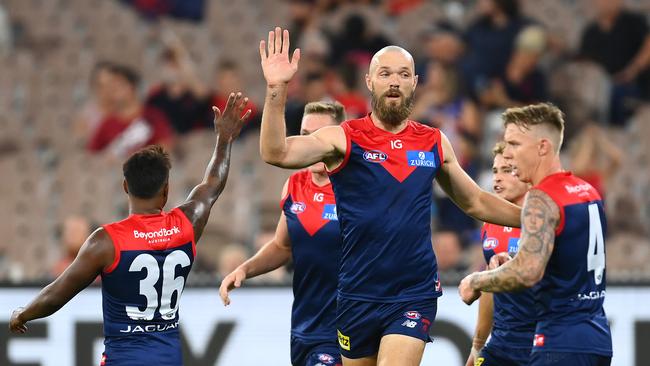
[281,170,341,342]
[481,223,536,349]
[328,115,443,302]
[100,208,195,365]
[531,172,612,356]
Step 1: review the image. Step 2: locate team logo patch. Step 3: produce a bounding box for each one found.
[363,150,387,163]
[404,311,421,320]
[533,334,545,347]
[507,237,520,254]
[318,353,335,364]
[337,329,350,351]
[322,204,338,221]
[407,150,436,168]
[290,202,306,214]
[483,237,498,250]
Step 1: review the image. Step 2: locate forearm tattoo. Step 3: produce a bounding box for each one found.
[470,189,559,292]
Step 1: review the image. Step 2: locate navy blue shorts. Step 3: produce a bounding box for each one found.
[290,336,341,366]
[476,344,531,366]
[529,352,611,366]
[336,297,437,359]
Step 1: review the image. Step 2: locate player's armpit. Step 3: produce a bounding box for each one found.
[469,189,558,292]
[264,125,345,169]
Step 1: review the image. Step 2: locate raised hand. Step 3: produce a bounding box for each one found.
[212,92,252,141]
[260,27,300,86]
[219,268,247,306]
[488,252,512,270]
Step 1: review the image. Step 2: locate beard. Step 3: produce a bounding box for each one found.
[371,87,415,126]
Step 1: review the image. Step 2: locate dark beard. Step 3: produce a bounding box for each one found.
[371,89,414,126]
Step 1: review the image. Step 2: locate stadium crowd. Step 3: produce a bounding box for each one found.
[0,0,649,284]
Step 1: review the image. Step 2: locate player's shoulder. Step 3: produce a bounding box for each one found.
[289,169,311,188]
[340,115,370,132]
[533,171,601,204]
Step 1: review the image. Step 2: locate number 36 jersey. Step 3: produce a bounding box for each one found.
[532,172,612,356]
[101,208,195,365]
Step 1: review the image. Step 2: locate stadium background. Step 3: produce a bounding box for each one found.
[0,0,649,365]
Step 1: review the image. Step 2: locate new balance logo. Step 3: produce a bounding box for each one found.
[133,227,181,240]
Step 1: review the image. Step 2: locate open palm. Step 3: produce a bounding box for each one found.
[212,92,251,141]
[260,27,300,85]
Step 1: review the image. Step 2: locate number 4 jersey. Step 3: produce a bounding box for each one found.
[101,208,195,365]
[532,172,612,357]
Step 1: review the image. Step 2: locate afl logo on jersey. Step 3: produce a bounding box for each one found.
[363,150,387,163]
[404,311,421,320]
[290,202,306,214]
[483,237,498,250]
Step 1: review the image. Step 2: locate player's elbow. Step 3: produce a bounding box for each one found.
[260,147,287,167]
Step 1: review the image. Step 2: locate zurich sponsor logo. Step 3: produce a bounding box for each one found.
[290,202,306,214]
[407,150,436,168]
[322,204,338,221]
[404,311,421,320]
[363,150,387,163]
[507,237,520,254]
[483,237,498,250]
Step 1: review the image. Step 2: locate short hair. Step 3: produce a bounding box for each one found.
[122,145,171,199]
[303,101,347,124]
[502,102,565,152]
[107,64,140,88]
[492,141,506,156]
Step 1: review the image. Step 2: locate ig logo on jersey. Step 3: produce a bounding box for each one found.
[290,202,306,214]
[363,150,387,163]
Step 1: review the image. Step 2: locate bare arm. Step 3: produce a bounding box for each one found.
[436,132,521,227]
[177,93,252,243]
[219,180,292,305]
[465,292,494,366]
[9,229,114,333]
[459,189,559,304]
[259,27,344,169]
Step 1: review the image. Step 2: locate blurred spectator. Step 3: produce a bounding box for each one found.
[120,0,206,21]
[327,13,391,68]
[461,0,531,98]
[478,25,548,109]
[73,62,118,144]
[217,243,248,280]
[382,0,424,17]
[51,216,91,277]
[285,71,333,136]
[146,31,211,135]
[87,64,174,159]
[207,59,260,137]
[417,22,465,77]
[579,0,650,125]
[0,3,11,56]
[330,62,369,119]
[412,61,481,160]
[568,123,623,198]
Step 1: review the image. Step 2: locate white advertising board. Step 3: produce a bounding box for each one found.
[1,287,648,365]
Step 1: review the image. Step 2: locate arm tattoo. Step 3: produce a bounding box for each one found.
[470,189,559,292]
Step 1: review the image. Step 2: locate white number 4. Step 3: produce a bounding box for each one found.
[587,204,605,285]
[126,250,191,321]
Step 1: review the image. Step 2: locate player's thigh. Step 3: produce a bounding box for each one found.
[376,334,425,366]
[529,352,611,366]
[337,298,383,360]
[342,354,377,366]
